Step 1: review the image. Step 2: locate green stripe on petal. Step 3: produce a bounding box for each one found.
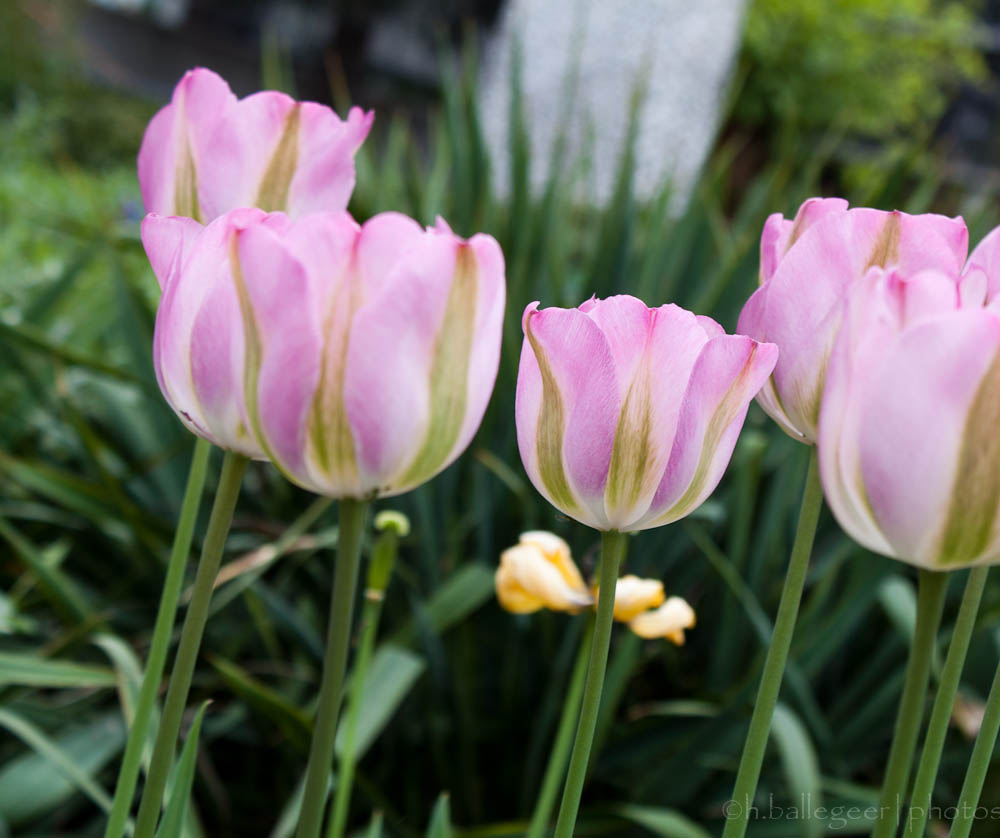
[255,105,301,212]
[526,325,579,517]
[866,212,901,270]
[936,352,1000,567]
[228,238,270,456]
[308,272,360,488]
[606,371,653,515]
[399,247,478,487]
[174,139,202,222]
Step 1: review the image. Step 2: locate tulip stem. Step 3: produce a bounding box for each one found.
[133,450,248,838]
[526,616,594,838]
[722,447,823,838]
[552,529,627,838]
[950,645,1000,838]
[104,438,211,838]
[297,498,370,838]
[903,566,988,838]
[326,517,401,838]
[870,568,949,838]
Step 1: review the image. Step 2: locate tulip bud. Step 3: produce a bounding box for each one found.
[142,209,505,496]
[817,254,1000,569]
[515,295,777,531]
[495,532,593,614]
[738,199,968,442]
[628,597,696,644]
[138,68,372,221]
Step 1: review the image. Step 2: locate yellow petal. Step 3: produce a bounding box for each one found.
[495,561,545,614]
[497,543,593,613]
[605,575,665,621]
[518,531,588,593]
[628,596,696,644]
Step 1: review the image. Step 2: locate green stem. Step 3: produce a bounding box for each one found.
[870,569,949,838]
[297,498,370,838]
[722,447,823,838]
[552,529,627,838]
[133,451,248,838]
[104,438,211,838]
[950,645,1000,838]
[904,567,988,838]
[326,519,402,838]
[526,616,594,838]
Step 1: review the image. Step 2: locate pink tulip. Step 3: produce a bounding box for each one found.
[515,295,778,532]
[738,199,968,442]
[143,209,506,497]
[138,68,372,222]
[817,255,1000,569]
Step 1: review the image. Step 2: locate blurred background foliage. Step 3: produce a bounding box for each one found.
[4,1,1000,837]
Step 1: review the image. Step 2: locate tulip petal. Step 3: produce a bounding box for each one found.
[152,209,269,455]
[344,224,498,495]
[759,197,849,284]
[603,305,711,527]
[141,214,204,292]
[517,305,619,529]
[856,311,1000,567]
[137,68,236,219]
[642,335,778,528]
[235,224,324,478]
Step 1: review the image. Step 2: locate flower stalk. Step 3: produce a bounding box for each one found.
[297,498,370,838]
[903,566,988,837]
[723,448,823,838]
[133,450,248,838]
[552,529,627,838]
[870,569,949,838]
[326,512,406,838]
[104,438,211,838]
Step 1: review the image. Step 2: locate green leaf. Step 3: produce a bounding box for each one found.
[0,709,123,826]
[611,803,711,838]
[335,645,425,759]
[426,793,454,838]
[770,703,823,838]
[156,701,209,838]
[0,650,116,688]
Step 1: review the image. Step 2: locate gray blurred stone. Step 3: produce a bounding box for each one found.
[480,0,747,206]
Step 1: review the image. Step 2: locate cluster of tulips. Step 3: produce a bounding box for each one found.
[99,68,1000,838]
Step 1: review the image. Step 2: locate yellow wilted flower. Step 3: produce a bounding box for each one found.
[495,531,593,614]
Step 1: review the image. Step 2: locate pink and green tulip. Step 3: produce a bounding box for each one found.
[138,67,372,222]
[818,258,1000,569]
[142,208,506,499]
[515,294,778,531]
[737,199,968,442]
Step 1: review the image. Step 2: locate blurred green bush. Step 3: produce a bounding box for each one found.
[738,0,985,140]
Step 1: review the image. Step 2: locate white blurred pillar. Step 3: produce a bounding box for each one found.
[480,0,747,206]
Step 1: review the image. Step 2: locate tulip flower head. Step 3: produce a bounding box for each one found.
[738,199,968,442]
[143,209,505,497]
[138,68,372,221]
[516,295,778,531]
[817,251,1000,569]
[495,531,594,614]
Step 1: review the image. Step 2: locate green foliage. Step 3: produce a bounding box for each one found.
[4,5,1000,838]
[738,0,985,140]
